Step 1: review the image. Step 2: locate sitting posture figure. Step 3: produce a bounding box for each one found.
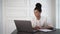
[31,3,53,30]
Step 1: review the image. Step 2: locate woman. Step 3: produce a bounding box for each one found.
[31,3,53,30]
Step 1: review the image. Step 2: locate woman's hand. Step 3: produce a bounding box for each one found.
[33,26,40,30]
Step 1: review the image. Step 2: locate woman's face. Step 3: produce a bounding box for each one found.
[34,10,41,17]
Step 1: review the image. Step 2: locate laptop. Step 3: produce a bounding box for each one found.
[14,20,34,33]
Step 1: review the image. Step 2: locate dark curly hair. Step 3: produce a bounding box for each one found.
[34,3,42,12]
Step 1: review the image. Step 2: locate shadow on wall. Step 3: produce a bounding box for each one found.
[0,0,3,34]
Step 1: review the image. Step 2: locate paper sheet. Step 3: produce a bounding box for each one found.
[39,29,52,32]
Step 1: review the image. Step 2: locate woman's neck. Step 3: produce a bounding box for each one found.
[36,16,41,20]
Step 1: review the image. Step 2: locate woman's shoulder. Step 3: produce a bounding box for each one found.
[41,16,51,20]
[31,17,36,21]
[41,16,47,19]
[31,16,47,20]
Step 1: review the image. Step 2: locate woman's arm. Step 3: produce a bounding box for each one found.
[41,17,54,29]
[41,25,53,29]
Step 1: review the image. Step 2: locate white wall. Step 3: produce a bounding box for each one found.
[56,0,60,29]
[3,0,56,34]
[51,0,56,26]
[58,0,60,29]
[56,0,59,28]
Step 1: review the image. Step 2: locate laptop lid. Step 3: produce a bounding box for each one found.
[14,20,33,32]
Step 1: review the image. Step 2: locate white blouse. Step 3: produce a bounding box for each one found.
[31,16,53,28]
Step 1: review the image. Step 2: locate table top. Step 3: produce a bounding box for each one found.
[11,29,60,34]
